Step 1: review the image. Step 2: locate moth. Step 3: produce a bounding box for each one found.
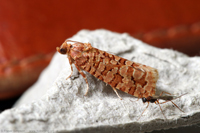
[56,40,184,119]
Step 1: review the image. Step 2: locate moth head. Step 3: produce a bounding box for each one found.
[56,40,91,57]
[56,41,72,55]
[56,47,67,54]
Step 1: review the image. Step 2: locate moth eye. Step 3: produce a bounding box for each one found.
[60,48,67,54]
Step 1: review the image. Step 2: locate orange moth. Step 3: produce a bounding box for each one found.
[56,40,184,119]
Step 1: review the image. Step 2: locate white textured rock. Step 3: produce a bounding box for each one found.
[0,29,200,132]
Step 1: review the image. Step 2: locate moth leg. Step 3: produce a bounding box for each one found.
[137,102,149,121]
[112,87,122,100]
[74,63,89,96]
[155,100,167,119]
[159,92,185,113]
[66,56,73,80]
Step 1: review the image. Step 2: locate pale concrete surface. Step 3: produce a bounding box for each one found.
[0,29,200,132]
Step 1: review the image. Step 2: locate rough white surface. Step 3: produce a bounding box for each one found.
[1,29,200,132]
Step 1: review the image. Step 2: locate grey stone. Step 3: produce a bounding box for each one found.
[0,29,199,132]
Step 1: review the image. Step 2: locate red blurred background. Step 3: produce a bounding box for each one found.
[0,0,200,109]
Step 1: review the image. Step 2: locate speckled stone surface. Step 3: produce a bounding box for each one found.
[0,29,200,132]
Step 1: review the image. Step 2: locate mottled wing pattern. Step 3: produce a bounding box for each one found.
[76,47,158,98]
[57,40,184,120]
